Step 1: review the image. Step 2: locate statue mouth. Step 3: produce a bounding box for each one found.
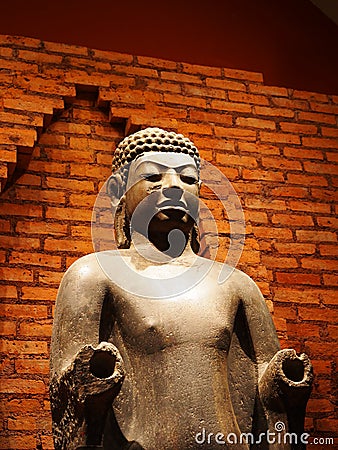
[155,205,190,222]
[157,200,188,212]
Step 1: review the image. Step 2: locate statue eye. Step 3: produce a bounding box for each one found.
[180,175,198,185]
[143,174,162,182]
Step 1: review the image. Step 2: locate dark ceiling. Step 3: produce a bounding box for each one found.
[0,0,338,94]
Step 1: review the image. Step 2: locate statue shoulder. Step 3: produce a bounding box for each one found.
[213,263,263,300]
[60,251,121,289]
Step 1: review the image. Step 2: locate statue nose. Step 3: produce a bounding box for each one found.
[163,186,183,200]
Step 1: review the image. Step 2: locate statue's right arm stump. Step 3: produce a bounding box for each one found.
[50,342,125,450]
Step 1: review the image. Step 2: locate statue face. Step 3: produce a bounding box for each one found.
[125,152,200,232]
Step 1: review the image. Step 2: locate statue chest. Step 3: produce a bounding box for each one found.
[111,282,237,354]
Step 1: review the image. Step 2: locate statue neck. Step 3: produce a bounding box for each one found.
[130,229,195,263]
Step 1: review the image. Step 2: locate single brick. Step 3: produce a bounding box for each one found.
[177,123,213,136]
[137,55,177,70]
[296,230,337,242]
[276,272,321,286]
[222,67,263,82]
[228,91,269,106]
[283,147,324,159]
[182,63,221,77]
[205,78,245,91]
[274,242,316,254]
[16,220,67,236]
[0,58,39,72]
[93,48,133,63]
[242,169,284,182]
[0,128,36,147]
[163,93,206,108]
[298,111,336,125]
[214,126,256,141]
[15,173,42,187]
[184,84,226,99]
[18,49,62,64]
[236,117,275,130]
[301,258,337,271]
[260,131,300,145]
[304,160,338,175]
[310,101,338,114]
[252,226,292,240]
[238,142,280,155]
[117,65,158,78]
[38,270,64,285]
[18,322,53,337]
[280,122,317,134]
[0,321,16,336]
[262,255,298,268]
[249,84,288,96]
[272,97,309,110]
[274,288,319,303]
[289,200,330,214]
[64,69,112,87]
[44,41,88,55]
[321,126,338,138]
[216,154,258,167]
[189,110,232,125]
[311,188,337,202]
[21,286,58,300]
[10,251,62,268]
[211,99,251,113]
[323,274,338,286]
[262,156,302,171]
[145,78,181,93]
[0,111,44,127]
[0,339,48,355]
[15,188,66,204]
[1,398,41,412]
[161,71,202,84]
[270,186,308,198]
[44,238,93,253]
[45,176,94,192]
[254,106,294,118]
[46,206,93,222]
[302,137,338,149]
[272,214,314,227]
[292,90,328,103]
[0,236,40,250]
[319,244,338,256]
[28,160,67,174]
[246,198,286,210]
[0,303,48,318]
[0,267,33,282]
[287,173,328,186]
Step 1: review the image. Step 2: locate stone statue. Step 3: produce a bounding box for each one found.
[50,128,313,450]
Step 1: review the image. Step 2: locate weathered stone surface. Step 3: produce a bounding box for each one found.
[50,128,313,450]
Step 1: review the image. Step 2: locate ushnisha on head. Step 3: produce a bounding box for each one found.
[107,127,201,251]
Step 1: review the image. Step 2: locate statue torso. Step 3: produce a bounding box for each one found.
[99,251,248,449]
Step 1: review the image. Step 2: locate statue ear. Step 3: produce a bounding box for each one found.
[190,222,200,254]
[107,173,123,207]
[114,196,131,249]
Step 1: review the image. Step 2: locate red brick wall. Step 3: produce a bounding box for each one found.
[0,34,337,448]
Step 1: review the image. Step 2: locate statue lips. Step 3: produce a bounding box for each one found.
[156,200,189,221]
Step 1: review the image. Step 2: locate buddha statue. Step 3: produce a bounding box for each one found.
[50,128,313,450]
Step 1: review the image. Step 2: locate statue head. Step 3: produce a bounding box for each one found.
[107,127,201,253]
